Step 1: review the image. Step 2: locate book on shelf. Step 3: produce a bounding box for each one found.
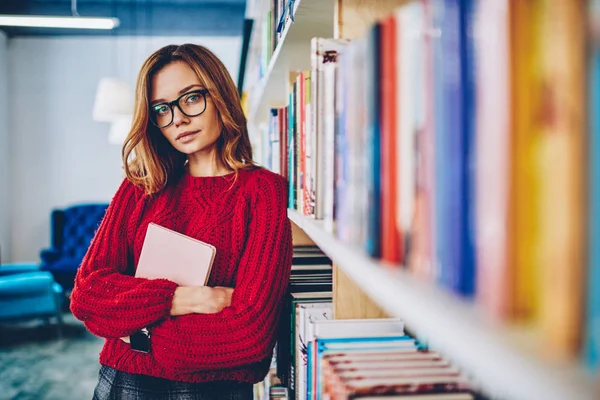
[473,0,511,321]
[536,0,586,360]
[587,0,600,371]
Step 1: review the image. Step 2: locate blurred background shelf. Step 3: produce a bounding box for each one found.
[246,0,335,123]
[288,209,596,400]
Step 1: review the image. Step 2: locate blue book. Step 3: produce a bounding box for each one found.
[439,0,464,291]
[587,0,600,371]
[365,23,382,258]
[458,0,476,296]
[438,0,476,296]
[288,90,295,209]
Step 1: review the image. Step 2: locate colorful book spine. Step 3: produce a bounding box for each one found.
[432,0,446,282]
[459,0,476,297]
[537,0,586,359]
[509,0,542,321]
[380,14,401,264]
[587,0,600,371]
[474,0,511,318]
[365,23,382,258]
[438,0,464,292]
[408,0,435,278]
[288,88,296,209]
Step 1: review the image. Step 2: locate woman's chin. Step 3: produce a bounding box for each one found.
[175,141,215,156]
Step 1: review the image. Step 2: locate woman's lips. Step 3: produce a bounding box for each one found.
[176,130,199,142]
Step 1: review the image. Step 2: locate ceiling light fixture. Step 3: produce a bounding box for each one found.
[0,0,119,30]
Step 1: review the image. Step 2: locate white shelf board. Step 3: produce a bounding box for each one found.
[288,209,597,400]
[247,0,335,123]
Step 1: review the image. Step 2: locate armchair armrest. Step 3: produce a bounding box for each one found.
[40,248,61,264]
[0,264,41,277]
[0,271,54,297]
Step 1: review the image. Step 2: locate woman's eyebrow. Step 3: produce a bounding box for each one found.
[151,84,204,105]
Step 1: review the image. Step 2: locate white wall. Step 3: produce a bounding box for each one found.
[8,36,241,262]
[0,31,9,263]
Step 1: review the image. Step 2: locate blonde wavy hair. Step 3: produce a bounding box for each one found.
[122,43,255,195]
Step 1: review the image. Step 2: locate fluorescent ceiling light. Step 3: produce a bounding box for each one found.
[0,15,119,29]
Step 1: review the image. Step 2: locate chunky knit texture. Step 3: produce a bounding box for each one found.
[70,167,293,383]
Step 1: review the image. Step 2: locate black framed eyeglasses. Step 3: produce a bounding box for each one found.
[149,89,209,128]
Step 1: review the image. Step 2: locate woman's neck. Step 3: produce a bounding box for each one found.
[186,152,229,177]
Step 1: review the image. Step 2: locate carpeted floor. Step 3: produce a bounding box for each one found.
[0,312,104,400]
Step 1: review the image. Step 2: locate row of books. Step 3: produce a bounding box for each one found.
[258,245,484,399]
[253,244,332,399]
[245,0,294,90]
[279,302,484,399]
[256,0,596,365]
[277,245,333,398]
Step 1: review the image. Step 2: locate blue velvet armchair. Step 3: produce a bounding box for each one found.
[39,204,108,292]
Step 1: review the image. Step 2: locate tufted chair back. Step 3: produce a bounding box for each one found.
[40,204,108,290]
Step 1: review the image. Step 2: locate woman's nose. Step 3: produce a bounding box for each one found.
[173,105,190,127]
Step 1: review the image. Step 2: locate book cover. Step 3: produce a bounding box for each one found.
[474,0,512,318]
[135,223,216,286]
[509,0,543,321]
[459,0,477,297]
[537,0,586,359]
[323,61,338,234]
[437,0,464,292]
[586,0,600,371]
[397,3,422,267]
[408,0,436,279]
[365,23,382,258]
[380,14,402,264]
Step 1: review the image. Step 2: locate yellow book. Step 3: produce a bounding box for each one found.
[537,0,586,359]
[509,0,543,321]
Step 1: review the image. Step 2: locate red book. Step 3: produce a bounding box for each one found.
[380,15,402,263]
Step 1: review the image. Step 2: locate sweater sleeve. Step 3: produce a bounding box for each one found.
[70,179,179,339]
[150,173,293,373]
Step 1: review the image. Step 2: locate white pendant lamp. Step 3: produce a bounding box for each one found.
[92,77,134,122]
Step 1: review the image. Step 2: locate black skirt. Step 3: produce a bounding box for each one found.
[93,365,254,400]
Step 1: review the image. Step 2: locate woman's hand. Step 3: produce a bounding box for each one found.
[119,286,233,343]
[170,286,234,316]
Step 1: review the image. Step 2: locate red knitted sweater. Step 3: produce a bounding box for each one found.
[70,167,293,383]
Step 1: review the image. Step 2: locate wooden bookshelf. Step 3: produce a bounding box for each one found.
[288,209,595,400]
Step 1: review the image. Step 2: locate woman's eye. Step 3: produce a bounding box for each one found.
[185,94,200,103]
[153,105,169,115]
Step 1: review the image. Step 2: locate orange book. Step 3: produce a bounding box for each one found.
[537,0,586,359]
[509,0,543,321]
[380,15,402,264]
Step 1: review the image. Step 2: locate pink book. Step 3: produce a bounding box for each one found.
[135,223,216,286]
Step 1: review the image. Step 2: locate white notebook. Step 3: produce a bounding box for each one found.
[135,223,216,286]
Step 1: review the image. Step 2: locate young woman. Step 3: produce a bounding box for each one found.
[70,43,293,399]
